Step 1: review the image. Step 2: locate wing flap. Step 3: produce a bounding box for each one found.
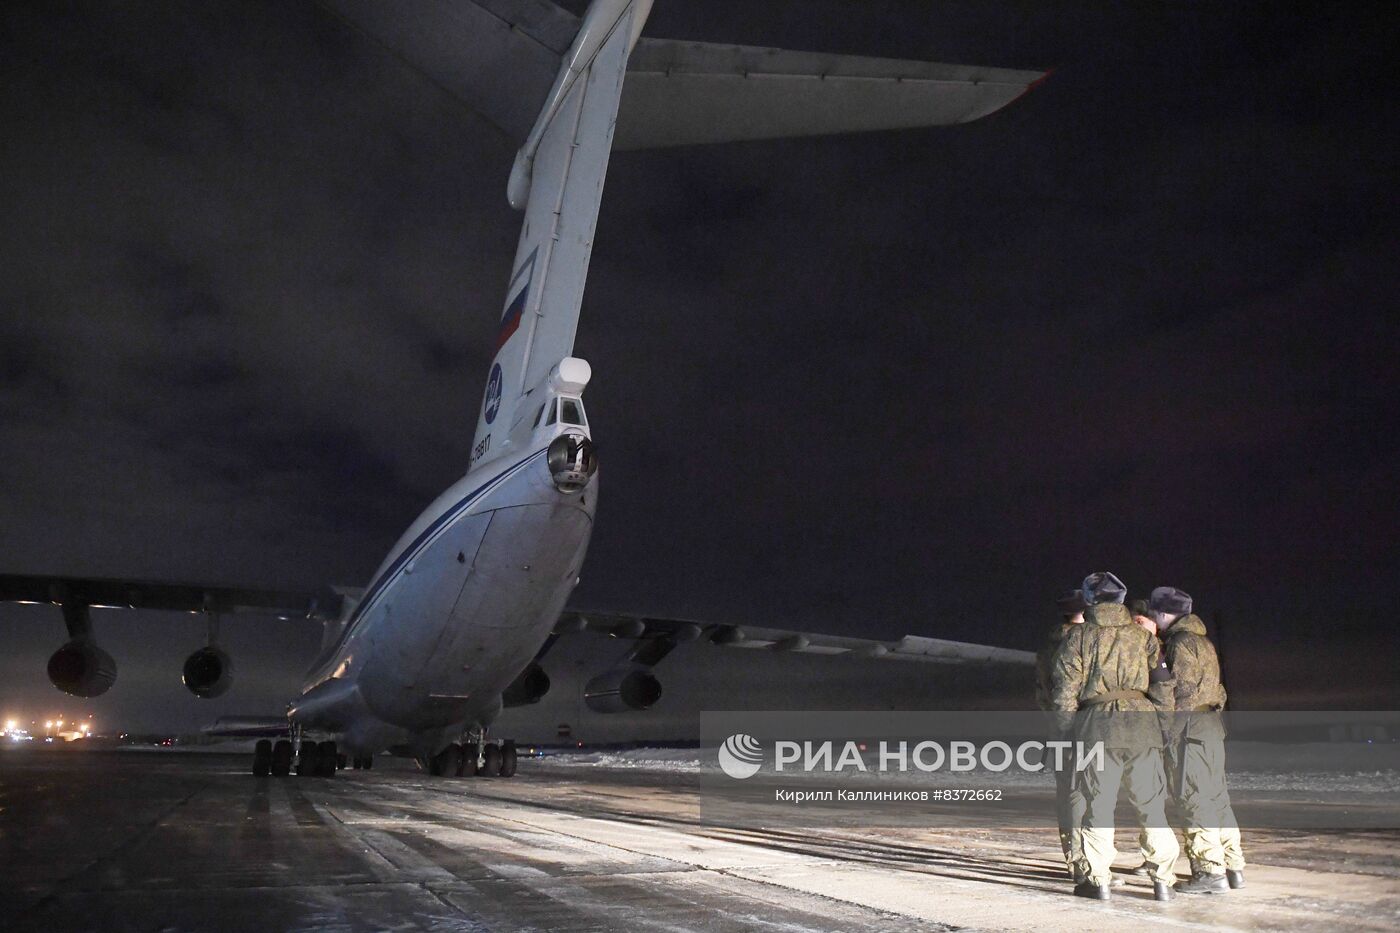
[617,39,1048,150]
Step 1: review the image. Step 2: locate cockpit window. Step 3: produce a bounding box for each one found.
[532,402,546,428]
[560,398,586,426]
[546,402,558,426]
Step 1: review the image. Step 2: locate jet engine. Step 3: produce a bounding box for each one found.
[182,646,234,698]
[583,668,662,713]
[501,661,551,707]
[47,640,117,697]
[548,433,597,492]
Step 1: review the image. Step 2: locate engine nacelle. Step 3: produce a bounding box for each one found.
[501,662,551,707]
[182,646,234,699]
[47,640,117,697]
[584,668,662,714]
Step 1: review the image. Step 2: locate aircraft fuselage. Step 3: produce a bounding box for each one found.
[290,417,595,756]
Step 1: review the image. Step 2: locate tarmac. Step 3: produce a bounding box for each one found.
[2,747,1398,932]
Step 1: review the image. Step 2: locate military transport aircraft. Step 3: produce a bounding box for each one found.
[0,0,1043,779]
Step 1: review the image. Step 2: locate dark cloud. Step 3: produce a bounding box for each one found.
[1,1,1397,729]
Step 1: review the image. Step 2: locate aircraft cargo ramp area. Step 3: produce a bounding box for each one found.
[1,749,1397,932]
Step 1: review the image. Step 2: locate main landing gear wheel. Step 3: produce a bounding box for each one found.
[271,740,293,776]
[482,742,503,777]
[500,740,518,778]
[458,743,479,777]
[316,741,338,778]
[252,739,272,777]
[431,743,462,777]
[296,741,320,776]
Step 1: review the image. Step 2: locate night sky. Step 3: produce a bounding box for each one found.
[1,1,1397,731]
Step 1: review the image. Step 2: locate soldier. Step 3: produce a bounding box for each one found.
[1036,591,1088,884]
[1052,571,1179,902]
[1153,586,1246,894]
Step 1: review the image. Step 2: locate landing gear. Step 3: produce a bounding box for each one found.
[337,753,348,771]
[481,742,502,777]
[252,739,272,777]
[430,743,462,776]
[500,740,518,778]
[316,741,338,778]
[296,741,320,776]
[458,742,479,777]
[271,740,293,776]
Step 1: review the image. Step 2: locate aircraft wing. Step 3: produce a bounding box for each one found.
[616,39,1048,150]
[553,609,1034,667]
[0,573,344,620]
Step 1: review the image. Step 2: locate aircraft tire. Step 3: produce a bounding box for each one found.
[362,754,373,771]
[297,741,320,776]
[317,741,338,778]
[500,741,518,778]
[432,743,462,777]
[271,740,293,776]
[459,743,479,777]
[337,753,348,770]
[482,743,503,777]
[252,739,272,777]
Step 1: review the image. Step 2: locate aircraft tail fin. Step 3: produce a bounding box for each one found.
[469,1,643,463]
[314,0,1044,466]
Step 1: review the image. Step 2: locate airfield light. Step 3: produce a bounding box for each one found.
[81,724,91,734]
[3,719,16,732]
[45,720,54,730]
[56,720,64,729]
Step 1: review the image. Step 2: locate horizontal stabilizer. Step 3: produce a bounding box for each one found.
[314,2,1045,150]
[616,39,1048,150]
[313,0,579,140]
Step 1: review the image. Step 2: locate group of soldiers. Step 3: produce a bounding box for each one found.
[1034,571,1246,902]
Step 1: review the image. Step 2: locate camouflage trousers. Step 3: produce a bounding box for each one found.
[1077,747,1180,885]
[1052,744,1086,878]
[1166,736,1246,874]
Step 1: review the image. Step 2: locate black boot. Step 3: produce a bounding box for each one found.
[1176,872,1228,894]
[1073,881,1111,900]
[1226,869,1245,889]
[1154,880,1173,902]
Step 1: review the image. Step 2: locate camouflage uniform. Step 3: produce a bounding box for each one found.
[1163,614,1245,875]
[1051,602,1180,886]
[1036,622,1085,879]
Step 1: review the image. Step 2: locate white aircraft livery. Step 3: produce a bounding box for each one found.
[0,0,1044,778]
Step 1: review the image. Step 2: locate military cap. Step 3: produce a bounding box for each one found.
[1149,586,1193,615]
[1081,571,1128,605]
